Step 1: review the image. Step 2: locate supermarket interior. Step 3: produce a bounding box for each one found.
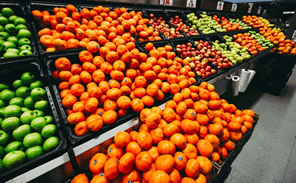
[0,0,295,182]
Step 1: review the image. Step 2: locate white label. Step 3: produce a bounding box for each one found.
[248,3,253,13]
[292,30,296,38]
[186,0,196,8]
[231,4,237,12]
[160,0,173,6]
[257,6,261,14]
[217,1,224,11]
[263,9,266,14]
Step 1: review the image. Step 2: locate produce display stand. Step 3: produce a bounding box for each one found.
[0,0,283,182]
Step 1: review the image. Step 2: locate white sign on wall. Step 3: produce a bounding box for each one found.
[292,30,296,39]
[257,6,262,14]
[263,9,267,14]
[186,0,197,8]
[216,1,224,11]
[231,4,237,12]
[248,3,253,13]
[160,0,173,6]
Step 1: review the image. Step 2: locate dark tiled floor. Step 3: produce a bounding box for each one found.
[224,67,296,183]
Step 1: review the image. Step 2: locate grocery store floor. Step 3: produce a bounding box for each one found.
[223,67,296,183]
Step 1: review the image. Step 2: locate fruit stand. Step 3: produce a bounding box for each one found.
[0,0,294,182]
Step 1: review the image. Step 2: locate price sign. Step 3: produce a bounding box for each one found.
[292,30,296,39]
[231,4,237,12]
[160,0,173,6]
[263,9,266,14]
[186,0,196,8]
[248,3,253,13]
[216,1,224,11]
[257,6,261,14]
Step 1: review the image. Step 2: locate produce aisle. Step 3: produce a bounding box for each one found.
[0,0,295,182]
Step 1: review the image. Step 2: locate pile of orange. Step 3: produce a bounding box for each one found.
[233,33,266,55]
[70,81,256,183]
[53,41,196,137]
[242,15,265,28]
[134,24,162,43]
[213,15,242,31]
[32,5,161,52]
[259,27,296,55]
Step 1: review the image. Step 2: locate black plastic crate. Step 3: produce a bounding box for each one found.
[143,9,186,40]
[269,64,294,83]
[44,47,171,145]
[219,13,231,19]
[0,59,67,182]
[209,114,259,183]
[142,40,176,53]
[207,34,226,44]
[170,37,197,50]
[27,1,82,57]
[0,58,62,128]
[273,53,296,67]
[44,52,138,145]
[234,14,244,19]
[0,2,38,63]
[165,9,203,38]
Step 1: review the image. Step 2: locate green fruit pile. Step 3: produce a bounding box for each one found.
[187,12,226,34]
[248,31,274,49]
[0,7,33,58]
[0,72,59,171]
[213,35,251,64]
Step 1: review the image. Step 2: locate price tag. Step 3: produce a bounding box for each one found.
[160,0,173,6]
[186,0,196,8]
[263,9,266,14]
[248,3,253,13]
[257,6,261,14]
[231,4,237,12]
[216,1,224,11]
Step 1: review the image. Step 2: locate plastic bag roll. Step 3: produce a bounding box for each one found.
[226,74,233,80]
[226,74,233,90]
[232,76,240,96]
[238,69,251,92]
[246,70,256,89]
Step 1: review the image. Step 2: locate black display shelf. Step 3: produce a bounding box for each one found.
[0,58,67,182]
[0,2,38,63]
[27,1,82,57]
[165,9,204,38]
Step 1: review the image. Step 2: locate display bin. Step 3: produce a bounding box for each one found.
[209,114,259,183]
[64,113,259,183]
[219,13,231,19]
[44,48,172,146]
[263,79,287,96]
[27,1,82,57]
[0,59,67,182]
[234,13,244,19]
[164,9,202,38]
[172,37,221,81]
[273,53,296,67]
[207,34,226,44]
[141,8,186,41]
[78,5,142,46]
[142,40,177,53]
[0,2,38,63]
[269,64,294,83]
